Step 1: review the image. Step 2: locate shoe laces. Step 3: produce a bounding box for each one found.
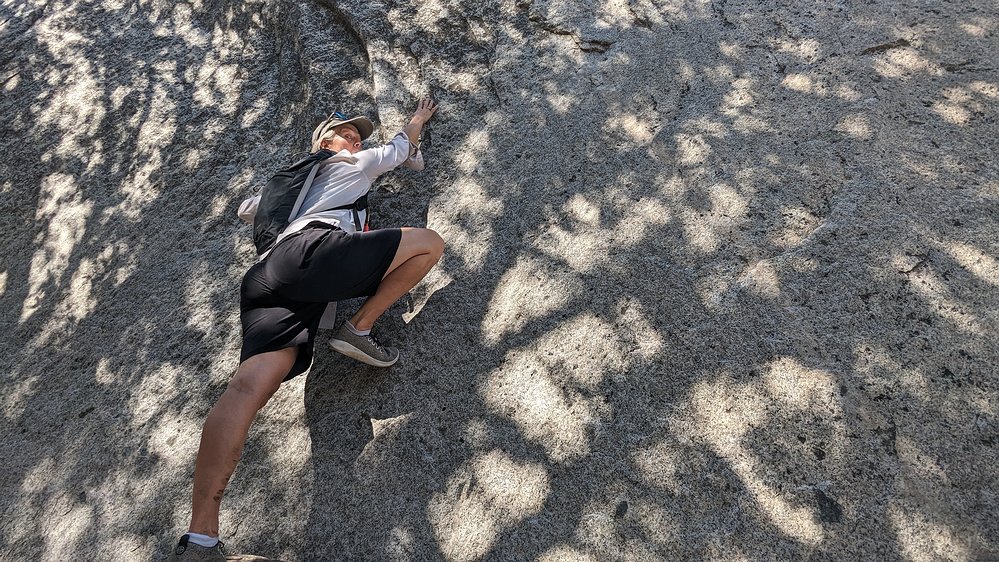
[365,332,387,354]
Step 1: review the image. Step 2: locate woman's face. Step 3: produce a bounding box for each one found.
[321,124,362,153]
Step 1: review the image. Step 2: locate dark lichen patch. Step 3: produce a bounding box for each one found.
[614,500,629,519]
[815,490,843,523]
[861,38,912,55]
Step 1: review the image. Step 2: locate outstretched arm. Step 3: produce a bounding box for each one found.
[403,98,438,154]
[355,98,440,180]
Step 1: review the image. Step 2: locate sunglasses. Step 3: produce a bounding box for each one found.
[314,111,354,144]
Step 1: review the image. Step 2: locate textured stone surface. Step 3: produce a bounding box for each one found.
[1,0,997,560]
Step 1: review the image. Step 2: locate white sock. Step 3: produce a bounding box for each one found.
[345,320,370,337]
[186,532,220,547]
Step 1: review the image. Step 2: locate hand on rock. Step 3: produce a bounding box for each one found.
[412,98,438,124]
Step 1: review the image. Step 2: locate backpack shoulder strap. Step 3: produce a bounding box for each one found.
[286,150,361,222]
[287,158,325,222]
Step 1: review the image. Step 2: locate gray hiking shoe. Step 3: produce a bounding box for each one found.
[330,325,400,367]
[167,535,278,561]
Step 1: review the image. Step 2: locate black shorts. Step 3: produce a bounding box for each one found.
[239,223,402,380]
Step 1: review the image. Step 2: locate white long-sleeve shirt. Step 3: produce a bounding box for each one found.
[282,131,415,238]
[237,131,423,238]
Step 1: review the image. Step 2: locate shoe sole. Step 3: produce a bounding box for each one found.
[330,338,399,367]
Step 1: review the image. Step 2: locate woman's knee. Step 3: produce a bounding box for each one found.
[228,349,295,408]
[423,229,444,259]
[227,375,279,410]
[401,227,444,259]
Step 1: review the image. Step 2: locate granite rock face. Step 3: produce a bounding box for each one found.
[1,0,997,560]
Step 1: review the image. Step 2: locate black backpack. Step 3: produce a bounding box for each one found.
[252,150,368,255]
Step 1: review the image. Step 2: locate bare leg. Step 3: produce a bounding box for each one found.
[349,227,444,331]
[188,347,298,536]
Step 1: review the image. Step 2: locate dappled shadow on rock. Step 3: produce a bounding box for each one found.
[1,0,997,559]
